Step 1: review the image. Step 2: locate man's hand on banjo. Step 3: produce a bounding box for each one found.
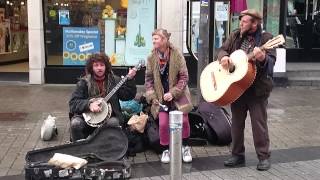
[89,101,102,113]
[128,67,137,79]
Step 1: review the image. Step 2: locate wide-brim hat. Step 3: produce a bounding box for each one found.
[240,9,262,20]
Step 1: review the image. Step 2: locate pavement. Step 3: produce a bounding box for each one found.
[0,83,320,179]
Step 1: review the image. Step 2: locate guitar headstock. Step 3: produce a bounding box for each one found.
[262,34,285,50]
[134,59,145,71]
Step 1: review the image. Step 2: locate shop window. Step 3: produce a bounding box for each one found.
[229,0,280,37]
[0,0,28,64]
[264,0,280,36]
[44,0,155,66]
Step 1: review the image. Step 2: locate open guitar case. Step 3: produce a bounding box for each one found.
[25,122,131,180]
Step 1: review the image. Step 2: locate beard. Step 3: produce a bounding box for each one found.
[94,70,105,78]
[240,27,251,38]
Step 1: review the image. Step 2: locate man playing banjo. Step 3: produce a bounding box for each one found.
[217,9,276,171]
[69,52,137,142]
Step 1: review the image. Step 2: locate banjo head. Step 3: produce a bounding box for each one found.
[86,99,112,127]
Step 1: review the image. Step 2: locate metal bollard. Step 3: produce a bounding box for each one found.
[169,111,183,180]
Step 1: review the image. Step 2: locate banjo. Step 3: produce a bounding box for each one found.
[83,63,143,127]
[200,35,285,106]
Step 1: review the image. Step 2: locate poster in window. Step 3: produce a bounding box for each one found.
[63,27,100,65]
[0,8,4,23]
[59,10,70,25]
[0,21,11,53]
[124,0,155,66]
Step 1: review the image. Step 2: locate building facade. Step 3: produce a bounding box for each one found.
[1,0,318,84]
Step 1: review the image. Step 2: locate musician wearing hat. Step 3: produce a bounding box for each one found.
[217,9,276,171]
[69,52,137,142]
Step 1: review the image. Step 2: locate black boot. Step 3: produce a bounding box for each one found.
[257,159,271,171]
[224,155,245,167]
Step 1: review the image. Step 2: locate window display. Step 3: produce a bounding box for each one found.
[44,0,155,66]
[0,0,28,63]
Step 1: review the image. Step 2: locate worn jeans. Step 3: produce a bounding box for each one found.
[70,115,120,142]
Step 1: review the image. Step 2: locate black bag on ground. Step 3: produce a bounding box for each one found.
[125,127,147,156]
[144,116,163,154]
[25,122,131,179]
[188,111,208,146]
[195,102,232,145]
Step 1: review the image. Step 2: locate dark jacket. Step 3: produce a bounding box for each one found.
[217,28,276,97]
[69,73,137,125]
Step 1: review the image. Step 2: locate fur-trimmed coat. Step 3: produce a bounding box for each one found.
[145,44,193,118]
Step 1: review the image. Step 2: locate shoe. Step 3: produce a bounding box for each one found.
[161,150,170,163]
[224,155,245,167]
[182,146,192,163]
[257,159,271,171]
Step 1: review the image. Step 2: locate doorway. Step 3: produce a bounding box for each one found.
[286,0,320,62]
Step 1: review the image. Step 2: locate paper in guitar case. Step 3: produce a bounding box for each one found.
[25,123,131,180]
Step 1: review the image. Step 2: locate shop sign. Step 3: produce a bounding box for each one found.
[215,2,229,21]
[63,27,100,65]
[201,0,208,7]
[59,10,70,25]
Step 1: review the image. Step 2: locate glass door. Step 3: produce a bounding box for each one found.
[186,0,200,61]
[186,0,230,61]
[286,0,320,62]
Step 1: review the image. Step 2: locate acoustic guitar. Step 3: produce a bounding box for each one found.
[200,35,285,106]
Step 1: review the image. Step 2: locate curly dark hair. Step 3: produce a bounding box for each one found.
[85,52,112,76]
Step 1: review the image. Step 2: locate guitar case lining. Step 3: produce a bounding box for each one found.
[25,123,130,179]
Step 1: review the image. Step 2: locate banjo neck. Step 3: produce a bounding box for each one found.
[103,75,129,102]
[100,62,143,103]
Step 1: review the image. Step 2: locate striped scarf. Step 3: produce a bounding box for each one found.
[156,48,170,74]
[240,35,255,53]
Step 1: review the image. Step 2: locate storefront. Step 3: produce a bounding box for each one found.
[41,0,156,83]
[286,0,320,62]
[25,0,319,84]
[184,0,285,86]
[0,0,28,65]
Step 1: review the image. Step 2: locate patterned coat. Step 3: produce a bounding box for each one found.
[145,44,193,119]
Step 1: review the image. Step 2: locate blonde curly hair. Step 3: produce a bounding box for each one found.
[152,28,171,40]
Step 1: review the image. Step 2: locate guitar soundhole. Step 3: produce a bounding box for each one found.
[229,65,235,73]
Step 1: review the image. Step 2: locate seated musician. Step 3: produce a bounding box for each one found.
[68,52,137,142]
[218,9,276,171]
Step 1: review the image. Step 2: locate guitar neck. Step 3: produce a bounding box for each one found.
[247,46,267,61]
[104,75,129,102]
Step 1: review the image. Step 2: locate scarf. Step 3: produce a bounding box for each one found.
[91,74,106,97]
[156,48,170,75]
[239,27,262,54]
